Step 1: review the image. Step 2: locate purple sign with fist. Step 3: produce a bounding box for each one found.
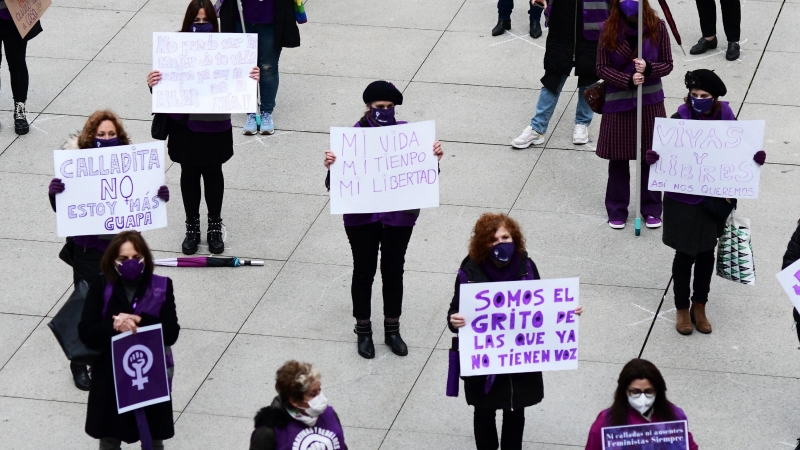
[111,324,170,414]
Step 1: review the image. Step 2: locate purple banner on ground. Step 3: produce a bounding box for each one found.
[601,420,689,450]
[111,324,170,414]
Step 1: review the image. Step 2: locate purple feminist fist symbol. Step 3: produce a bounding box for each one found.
[123,344,153,390]
[793,270,800,296]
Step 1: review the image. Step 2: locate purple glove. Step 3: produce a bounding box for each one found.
[645,150,660,165]
[753,150,766,165]
[157,185,170,202]
[48,178,65,196]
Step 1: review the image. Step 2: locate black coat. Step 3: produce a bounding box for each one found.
[782,223,800,270]
[78,275,180,443]
[220,0,300,49]
[541,0,599,91]
[447,255,545,411]
[249,397,347,450]
[0,15,42,41]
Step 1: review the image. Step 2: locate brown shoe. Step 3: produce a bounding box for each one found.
[690,303,712,334]
[675,309,693,335]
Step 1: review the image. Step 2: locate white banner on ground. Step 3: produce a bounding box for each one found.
[328,120,439,214]
[648,118,764,199]
[151,32,258,113]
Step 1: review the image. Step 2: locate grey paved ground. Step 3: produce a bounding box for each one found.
[1,0,799,448]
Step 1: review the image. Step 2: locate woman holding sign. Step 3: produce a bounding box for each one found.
[48,110,170,392]
[146,0,260,255]
[447,213,582,450]
[595,0,673,229]
[0,0,43,135]
[323,81,443,360]
[585,358,698,449]
[645,70,766,335]
[79,231,180,450]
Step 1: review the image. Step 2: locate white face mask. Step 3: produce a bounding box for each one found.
[628,393,656,416]
[288,392,328,427]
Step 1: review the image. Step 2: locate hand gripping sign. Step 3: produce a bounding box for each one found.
[111,324,170,414]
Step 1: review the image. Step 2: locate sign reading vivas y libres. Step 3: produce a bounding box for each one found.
[329,120,439,214]
[458,278,580,376]
[52,142,168,237]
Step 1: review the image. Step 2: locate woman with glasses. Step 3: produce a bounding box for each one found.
[584,358,699,449]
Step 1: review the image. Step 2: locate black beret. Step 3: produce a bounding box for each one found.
[684,69,727,98]
[362,80,403,106]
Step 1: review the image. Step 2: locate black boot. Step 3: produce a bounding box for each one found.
[70,361,91,391]
[725,41,740,61]
[384,320,408,356]
[492,19,511,36]
[530,20,542,39]
[207,216,225,254]
[182,216,201,255]
[689,36,717,55]
[14,101,28,135]
[354,322,375,359]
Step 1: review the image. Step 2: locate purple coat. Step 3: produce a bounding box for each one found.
[342,119,421,228]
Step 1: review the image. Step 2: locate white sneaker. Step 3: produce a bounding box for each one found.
[511,126,545,149]
[573,124,589,144]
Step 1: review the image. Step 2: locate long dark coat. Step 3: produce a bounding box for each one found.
[542,0,600,91]
[78,275,180,443]
[219,0,300,49]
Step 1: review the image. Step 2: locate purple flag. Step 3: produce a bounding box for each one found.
[111,324,171,414]
[601,420,689,450]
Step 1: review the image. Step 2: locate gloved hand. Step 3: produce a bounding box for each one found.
[157,185,170,202]
[49,178,65,196]
[753,150,766,165]
[645,150,660,165]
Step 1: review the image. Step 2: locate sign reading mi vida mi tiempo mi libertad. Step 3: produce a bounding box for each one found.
[5,0,50,38]
[648,118,764,199]
[458,278,580,377]
[151,32,258,114]
[111,324,171,414]
[328,120,439,214]
[52,142,168,238]
[601,420,689,450]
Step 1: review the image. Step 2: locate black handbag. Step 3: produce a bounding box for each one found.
[705,197,737,237]
[58,237,74,267]
[47,281,102,366]
[151,113,169,140]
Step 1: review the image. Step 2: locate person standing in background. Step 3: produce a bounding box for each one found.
[492,0,545,38]
[688,0,740,61]
[0,0,43,134]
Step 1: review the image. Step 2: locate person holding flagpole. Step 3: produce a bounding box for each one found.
[594,0,673,230]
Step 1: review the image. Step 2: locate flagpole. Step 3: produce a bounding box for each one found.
[634,0,644,237]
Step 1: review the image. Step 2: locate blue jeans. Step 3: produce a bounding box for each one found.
[498,0,543,21]
[530,75,593,134]
[235,21,282,114]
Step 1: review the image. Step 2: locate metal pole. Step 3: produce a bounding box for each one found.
[634,0,644,236]
[235,0,262,127]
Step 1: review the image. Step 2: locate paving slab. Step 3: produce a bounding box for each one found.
[0,172,63,244]
[0,313,41,368]
[57,0,148,11]
[0,239,71,315]
[0,110,37,155]
[402,81,570,147]
[44,61,153,121]
[0,57,87,114]
[241,261,451,349]
[380,429,582,449]
[170,412,253,449]
[769,3,800,52]
[309,0,464,30]
[27,7,135,61]
[738,102,800,166]
[170,329,236,411]
[95,11,185,65]
[140,0,190,14]
[0,397,96,449]
[185,334,430,429]
[279,23,441,81]
[746,51,800,107]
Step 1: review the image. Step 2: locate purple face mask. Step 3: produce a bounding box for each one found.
[192,22,214,33]
[370,107,395,126]
[490,242,515,264]
[94,137,119,148]
[620,0,639,17]
[690,97,714,113]
[116,259,144,283]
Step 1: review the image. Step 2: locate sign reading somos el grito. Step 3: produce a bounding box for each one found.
[458,278,580,376]
[52,142,168,237]
[648,118,764,199]
[151,32,258,114]
[601,420,689,450]
[329,120,439,214]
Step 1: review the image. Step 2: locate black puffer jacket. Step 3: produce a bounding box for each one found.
[447,254,545,411]
[541,0,600,91]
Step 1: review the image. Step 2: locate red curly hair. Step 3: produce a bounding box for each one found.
[468,213,526,264]
[77,110,131,150]
[599,0,661,53]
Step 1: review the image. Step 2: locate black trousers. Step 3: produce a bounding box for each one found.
[474,407,525,450]
[0,24,28,102]
[672,249,715,310]
[344,222,413,320]
[180,163,224,218]
[695,0,740,42]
